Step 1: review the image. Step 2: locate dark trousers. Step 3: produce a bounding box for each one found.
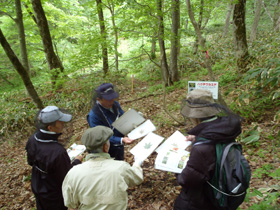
[109,144,124,160]
[35,193,67,210]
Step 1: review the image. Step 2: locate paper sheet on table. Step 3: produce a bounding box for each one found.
[130,132,164,161]
[127,119,156,140]
[155,130,191,154]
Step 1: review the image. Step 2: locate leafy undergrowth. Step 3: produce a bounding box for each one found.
[0,79,279,209]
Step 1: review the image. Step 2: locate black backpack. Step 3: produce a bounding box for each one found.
[194,138,251,210]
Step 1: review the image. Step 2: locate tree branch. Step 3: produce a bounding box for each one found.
[0,10,16,22]
[23,2,37,24]
[162,82,185,126]
[118,54,146,61]
[142,47,161,68]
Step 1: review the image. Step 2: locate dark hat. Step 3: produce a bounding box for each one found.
[81,126,113,151]
[38,106,72,123]
[96,83,119,100]
[181,89,221,118]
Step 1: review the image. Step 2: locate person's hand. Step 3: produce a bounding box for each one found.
[133,156,144,167]
[186,135,195,142]
[75,154,84,162]
[122,137,133,144]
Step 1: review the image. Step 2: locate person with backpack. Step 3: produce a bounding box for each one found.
[173,89,250,210]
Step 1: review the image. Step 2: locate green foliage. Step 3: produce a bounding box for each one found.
[247,189,280,210]
[244,59,280,101]
[148,83,162,94]
[218,69,239,87]
[241,126,261,145]
[253,164,275,179]
[229,58,280,122]
[269,168,280,179]
[22,175,31,182]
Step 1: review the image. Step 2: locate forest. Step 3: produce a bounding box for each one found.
[0,0,279,209]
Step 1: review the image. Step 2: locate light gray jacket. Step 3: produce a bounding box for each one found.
[62,153,143,210]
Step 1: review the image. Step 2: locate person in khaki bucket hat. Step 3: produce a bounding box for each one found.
[62,126,144,210]
[180,89,221,119]
[173,89,244,210]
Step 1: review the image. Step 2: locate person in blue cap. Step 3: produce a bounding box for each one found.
[87,83,133,160]
[25,106,83,210]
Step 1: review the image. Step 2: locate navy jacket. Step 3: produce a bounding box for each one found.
[25,130,80,208]
[87,101,125,145]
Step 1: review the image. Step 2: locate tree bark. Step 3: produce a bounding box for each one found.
[274,0,280,31]
[186,0,213,79]
[157,0,172,86]
[0,28,43,109]
[15,0,30,74]
[96,0,109,75]
[233,0,250,70]
[250,0,262,42]
[262,1,273,22]
[186,0,227,106]
[107,0,118,72]
[223,2,234,37]
[170,0,180,82]
[151,33,157,59]
[31,0,64,87]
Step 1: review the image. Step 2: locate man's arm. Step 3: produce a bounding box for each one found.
[62,171,79,209]
[123,162,144,188]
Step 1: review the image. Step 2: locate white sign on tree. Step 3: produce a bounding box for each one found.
[188,81,219,99]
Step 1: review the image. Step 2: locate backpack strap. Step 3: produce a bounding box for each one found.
[193,137,213,146]
[195,140,247,198]
[219,142,237,192]
[217,142,246,197]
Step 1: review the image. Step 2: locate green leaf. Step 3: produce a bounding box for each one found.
[241,135,260,144]
[252,188,263,197]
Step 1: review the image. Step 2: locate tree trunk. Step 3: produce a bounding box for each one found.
[177,1,181,57]
[186,0,227,106]
[250,0,262,42]
[223,2,234,37]
[108,0,118,72]
[15,0,30,75]
[186,0,213,79]
[274,0,280,31]
[96,0,109,75]
[31,0,64,87]
[262,1,273,22]
[233,0,250,70]
[0,29,43,109]
[170,0,180,83]
[157,0,171,86]
[151,34,157,59]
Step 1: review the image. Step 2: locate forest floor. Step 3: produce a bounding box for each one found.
[0,79,279,209]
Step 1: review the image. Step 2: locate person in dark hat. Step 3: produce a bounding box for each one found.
[173,89,243,210]
[25,106,83,210]
[87,83,133,160]
[62,126,144,210]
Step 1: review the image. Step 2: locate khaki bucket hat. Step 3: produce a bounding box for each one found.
[181,89,221,118]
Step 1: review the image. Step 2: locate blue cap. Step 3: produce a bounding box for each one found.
[96,83,119,100]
